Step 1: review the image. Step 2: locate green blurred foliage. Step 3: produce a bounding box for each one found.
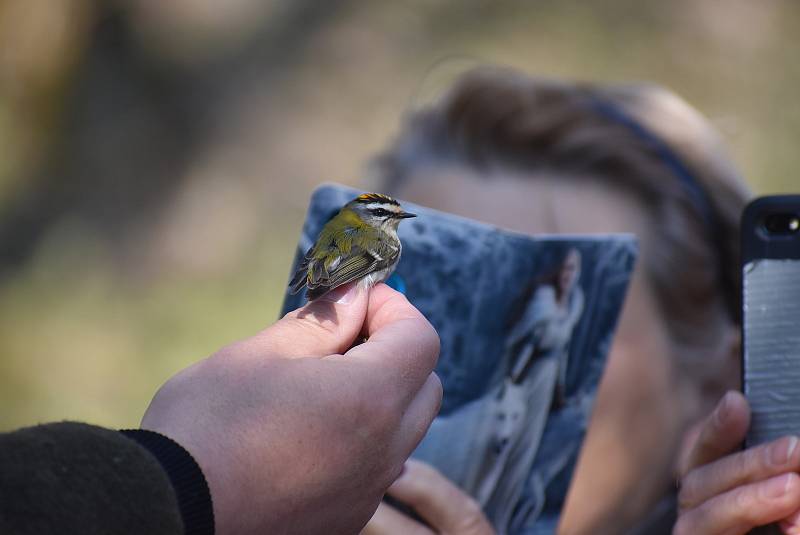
[0,0,798,430]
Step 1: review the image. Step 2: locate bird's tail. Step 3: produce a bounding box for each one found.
[288,262,309,294]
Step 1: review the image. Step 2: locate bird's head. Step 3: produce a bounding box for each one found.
[345,193,416,230]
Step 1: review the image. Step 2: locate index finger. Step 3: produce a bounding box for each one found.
[679,435,800,512]
[342,284,440,397]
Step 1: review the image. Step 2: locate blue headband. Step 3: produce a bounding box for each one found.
[589,96,739,320]
[589,97,716,231]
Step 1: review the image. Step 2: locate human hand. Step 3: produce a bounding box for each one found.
[361,458,495,535]
[140,283,442,535]
[675,391,800,535]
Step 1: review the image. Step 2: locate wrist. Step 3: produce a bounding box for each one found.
[120,429,215,535]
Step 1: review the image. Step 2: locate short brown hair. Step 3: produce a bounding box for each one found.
[373,66,752,389]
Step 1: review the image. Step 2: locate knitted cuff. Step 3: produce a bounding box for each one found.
[119,429,215,535]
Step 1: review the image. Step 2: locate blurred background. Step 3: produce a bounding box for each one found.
[1,0,797,430]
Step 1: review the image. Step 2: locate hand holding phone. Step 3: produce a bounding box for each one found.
[674,196,800,534]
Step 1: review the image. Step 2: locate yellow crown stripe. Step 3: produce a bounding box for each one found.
[355,193,398,205]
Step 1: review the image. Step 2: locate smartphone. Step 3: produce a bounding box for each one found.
[742,195,800,447]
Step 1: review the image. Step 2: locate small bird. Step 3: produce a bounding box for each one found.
[289,193,416,300]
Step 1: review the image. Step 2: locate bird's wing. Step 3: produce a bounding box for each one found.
[307,240,400,294]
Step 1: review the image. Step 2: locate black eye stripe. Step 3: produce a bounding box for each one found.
[370,208,391,216]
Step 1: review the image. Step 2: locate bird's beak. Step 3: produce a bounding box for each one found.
[396,211,417,219]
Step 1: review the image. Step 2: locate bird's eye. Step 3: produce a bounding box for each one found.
[371,208,389,217]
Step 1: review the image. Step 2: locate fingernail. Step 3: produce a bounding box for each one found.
[714,392,731,427]
[763,473,794,498]
[320,284,359,304]
[771,436,799,466]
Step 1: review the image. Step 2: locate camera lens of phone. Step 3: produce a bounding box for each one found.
[763,213,800,234]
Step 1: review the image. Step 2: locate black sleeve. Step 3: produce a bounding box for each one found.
[0,421,213,535]
[120,429,214,535]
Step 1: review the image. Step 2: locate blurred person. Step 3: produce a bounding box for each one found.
[0,283,442,535]
[363,66,751,534]
[504,247,583,408]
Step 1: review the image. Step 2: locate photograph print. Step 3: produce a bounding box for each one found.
[281,184,637,534]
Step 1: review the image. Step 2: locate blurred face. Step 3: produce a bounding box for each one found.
[559,249,581,294]
[395,166,686,533]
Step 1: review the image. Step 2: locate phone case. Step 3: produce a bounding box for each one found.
[281,184,637,532]
[742,195,800,447]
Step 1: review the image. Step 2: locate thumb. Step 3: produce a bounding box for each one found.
[677,390,750,478]
[232,283,370,359]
